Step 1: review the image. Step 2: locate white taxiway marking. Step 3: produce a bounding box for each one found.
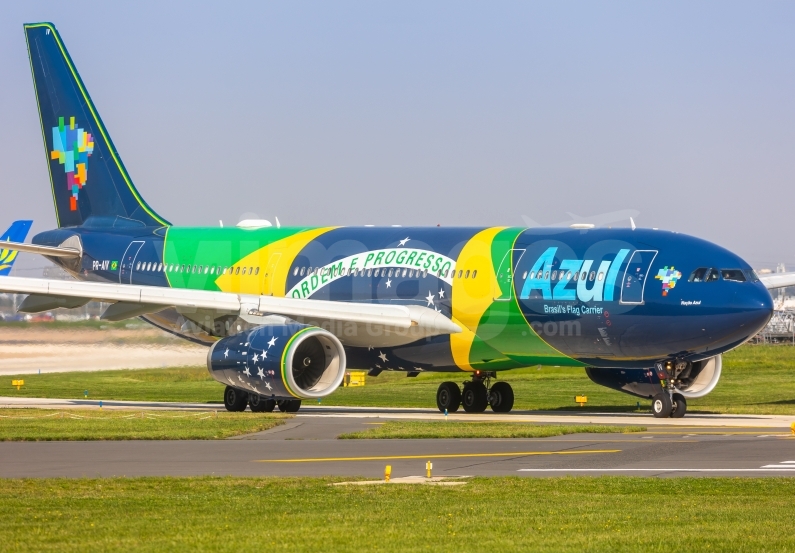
[518,468,795,472]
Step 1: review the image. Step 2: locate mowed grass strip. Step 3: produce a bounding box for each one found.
[0,409,288,441]
[6,343,795,414]
[338,420,646,439]
[1,477,794,552]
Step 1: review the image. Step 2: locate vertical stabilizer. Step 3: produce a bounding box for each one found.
[24,23,169,229]
[0,220,33,275]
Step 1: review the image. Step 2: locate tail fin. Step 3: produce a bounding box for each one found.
[0,220,33,275]
[24,23,169,229]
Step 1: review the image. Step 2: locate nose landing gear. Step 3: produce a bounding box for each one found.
[652,361,689,418]
[435,373,514,414]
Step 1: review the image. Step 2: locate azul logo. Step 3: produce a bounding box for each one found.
[51,116,95,211]
[655,266,682,296]
[519,247,631,302]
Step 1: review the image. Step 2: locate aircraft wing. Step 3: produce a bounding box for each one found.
[759,273,795,290]
[0,276,461,342]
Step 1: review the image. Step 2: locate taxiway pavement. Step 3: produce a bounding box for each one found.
[0,400,794,479]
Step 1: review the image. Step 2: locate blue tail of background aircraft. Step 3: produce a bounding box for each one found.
[24,23,169,229]
[0,220,33,275]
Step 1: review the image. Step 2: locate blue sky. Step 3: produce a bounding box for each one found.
[2,1,794,273]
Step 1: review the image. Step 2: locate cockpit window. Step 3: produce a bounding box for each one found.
[705,268,719,282]
[721,269,746,282]
[688,268,708,282]
[744,269,760,282]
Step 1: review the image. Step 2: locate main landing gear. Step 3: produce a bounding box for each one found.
[436,373,514,414]
[651,360,688,418]
[223,385,302,413]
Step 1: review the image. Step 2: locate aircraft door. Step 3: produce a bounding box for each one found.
[493,249,525,301]
[620,250,658,304]
[261,253,281,296]
[119,241,144,284]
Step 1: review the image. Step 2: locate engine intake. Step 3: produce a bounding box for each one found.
[207,324,346,400]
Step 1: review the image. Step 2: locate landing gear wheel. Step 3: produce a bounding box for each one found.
[249,394,276,413]
[224,386,248,412]
[489,382,514,413]
[671,393,687,418]
[462,382,488,413]
[277,399,302,413]
[651,392,673,418]
[436,382,461,413]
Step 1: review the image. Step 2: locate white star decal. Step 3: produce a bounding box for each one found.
[265,382,273,391]
[267,336,277,348]
[439,289,445,299]
[425,291,435,306]
[262,350,268,359]
[386,278,392,288]
[244,366,251,377]
[223,348,229,358]
[237,375,244,383]
[252,353,259,363]
[257,367,265,380]
[368,346,373,351]
[378,351,388,363]
[398,237,410,247]
[413,366,424,372]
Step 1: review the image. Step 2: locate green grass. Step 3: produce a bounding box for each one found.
[1,477,794,552]
[6,344,795,414]
[0,409,287,440]
[339,420,646,439]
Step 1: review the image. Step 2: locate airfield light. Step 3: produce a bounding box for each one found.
[426,461,433,479]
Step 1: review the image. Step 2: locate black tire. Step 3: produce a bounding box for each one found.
[671,393,687,418]
[224,385,248,412]
[462,381,488,413]
[489,382,514,413]
[651,392,673,418]
[277,399,302,413]
[436,382,461,413]
[249,394,276,413]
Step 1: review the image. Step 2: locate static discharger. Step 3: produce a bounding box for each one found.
[575,395,588,407]
[11,380,23,390]
[426,461,433,479]
[384,465,392,482]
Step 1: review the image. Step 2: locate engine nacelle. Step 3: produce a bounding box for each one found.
[585,354,722,400]
[674,355,722,398]
[207,324,346,400]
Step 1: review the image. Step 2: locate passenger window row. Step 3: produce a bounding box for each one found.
[291,267,478,280]
[134,261,260,277]
[520,270,603,282]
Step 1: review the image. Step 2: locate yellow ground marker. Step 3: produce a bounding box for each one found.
[256,449,620,463]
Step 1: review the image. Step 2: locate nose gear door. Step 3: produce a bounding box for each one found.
[493,249,525,301]
[620,250,658,304]
[119,241,144,284]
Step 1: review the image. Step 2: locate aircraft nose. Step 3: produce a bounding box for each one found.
[736,284,774,336]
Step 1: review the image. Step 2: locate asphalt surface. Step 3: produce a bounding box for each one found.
[1,402,794,478]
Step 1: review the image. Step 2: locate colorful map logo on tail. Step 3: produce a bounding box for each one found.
[51,116,94,211]
[655,266,682,296]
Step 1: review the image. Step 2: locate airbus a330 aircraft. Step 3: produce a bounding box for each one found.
[3,23,789,417]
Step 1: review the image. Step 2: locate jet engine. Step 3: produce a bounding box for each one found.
[207,324,346,400]
[585,354,722,400]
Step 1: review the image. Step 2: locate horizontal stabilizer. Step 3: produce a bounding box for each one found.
[0,241,81,258]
